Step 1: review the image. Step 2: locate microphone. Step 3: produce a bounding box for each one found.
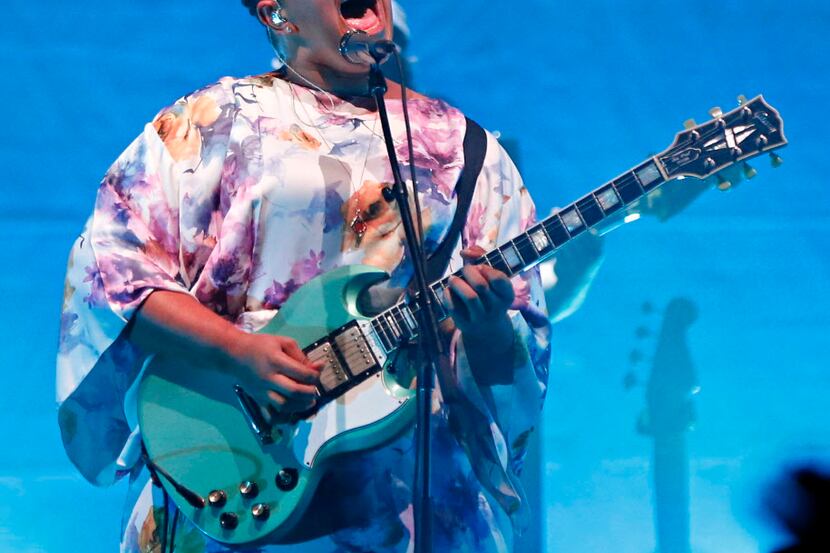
[339,30,398,65]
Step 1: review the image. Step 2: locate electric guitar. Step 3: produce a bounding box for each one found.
[137,95,787,546]
[631,298,700,553]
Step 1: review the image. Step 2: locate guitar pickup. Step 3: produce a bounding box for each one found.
[306,341,349,393]
[334,325,380,378]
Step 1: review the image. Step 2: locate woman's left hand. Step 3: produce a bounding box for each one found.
[444,246,515,353]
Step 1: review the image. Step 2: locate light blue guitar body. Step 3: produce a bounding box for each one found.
[137,265,416,546]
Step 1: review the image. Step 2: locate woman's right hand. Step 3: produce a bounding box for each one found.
[226,332,323,415]
[131,291,323,416]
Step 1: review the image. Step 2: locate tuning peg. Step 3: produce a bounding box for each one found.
[717,174,732,191]
[769,152,783,167]
[737,94,748,105]
[742,162,758,180]
[623,371,640,390]
[709,106,723,118]
[683,118,697,130]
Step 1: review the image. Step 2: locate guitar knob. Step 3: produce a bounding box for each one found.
[239,481,259,499]
[742,162,758,180]
[683,118,697,130]
[219,512,239,530]
[208,490,227,507]
[709,106,723,119]
[737,94,748,105]
[276,468,299,491]
[716,174,732,191]
[769,152,783,167]
[251,503,271,521]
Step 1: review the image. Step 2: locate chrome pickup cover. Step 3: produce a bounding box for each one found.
[306,341,349,393]
[334,325,380,377]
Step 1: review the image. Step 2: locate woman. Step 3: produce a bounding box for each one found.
[56,1,551,551]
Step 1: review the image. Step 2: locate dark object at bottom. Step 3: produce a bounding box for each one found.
[768,467,830,552]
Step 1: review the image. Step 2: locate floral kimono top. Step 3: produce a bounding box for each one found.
[57,73,551,552]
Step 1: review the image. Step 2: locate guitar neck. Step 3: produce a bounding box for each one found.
[367,157,668,353]
[363,94,788,355]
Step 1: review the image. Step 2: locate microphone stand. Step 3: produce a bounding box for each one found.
[368,60,440,553]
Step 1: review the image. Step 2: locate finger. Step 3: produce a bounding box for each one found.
[267,373,319,399]
[462,265,497,311]
[278,337,315,366]
[266,390,316,414]
[266,391,287,405]
[479,266,515,306]
[448,275,484,321]
[265,390,288,411]
[272,353,321,385]
[460,245,487,262]
[442,284,468,328]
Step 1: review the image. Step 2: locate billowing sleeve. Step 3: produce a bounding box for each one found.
[56,79,236,486]
[443,132,551,530]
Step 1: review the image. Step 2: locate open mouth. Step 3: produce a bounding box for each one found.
[339,0,385,35]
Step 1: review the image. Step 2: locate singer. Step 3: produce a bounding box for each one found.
[56,1,551,551]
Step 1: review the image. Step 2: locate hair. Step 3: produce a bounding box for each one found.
[240,0,259,18]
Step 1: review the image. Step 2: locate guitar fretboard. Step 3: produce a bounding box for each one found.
[368,158,667,353]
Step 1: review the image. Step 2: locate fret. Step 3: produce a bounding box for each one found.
[486,249,511,275]
[595,185,623,214]
[399,304,418,335]
[635,161,663,191]
[428,286,448,319]
[499,242,524,272]
[575,195,604,227]
[372,318,394,352]
[559,208,586,236]
[407,301,422,321]
[389,308,407,341]
[527,224,554,256]
[380,317,397,350]
[514,234,540,267]
[431,278,451,300]
[613,173,644,204]
[385,312,402,341]
[542,216,571,247]
[398,308,414,341]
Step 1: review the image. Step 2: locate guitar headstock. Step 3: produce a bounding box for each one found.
[658,95,787,182]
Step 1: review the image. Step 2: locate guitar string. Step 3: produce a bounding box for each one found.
[374,117,752,344]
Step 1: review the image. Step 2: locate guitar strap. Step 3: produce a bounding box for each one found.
[424,117,487,281]
[358,117,488,316]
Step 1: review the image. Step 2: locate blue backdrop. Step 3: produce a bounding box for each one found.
[1,1,828,551]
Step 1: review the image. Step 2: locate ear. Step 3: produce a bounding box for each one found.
[256,0,297,34]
